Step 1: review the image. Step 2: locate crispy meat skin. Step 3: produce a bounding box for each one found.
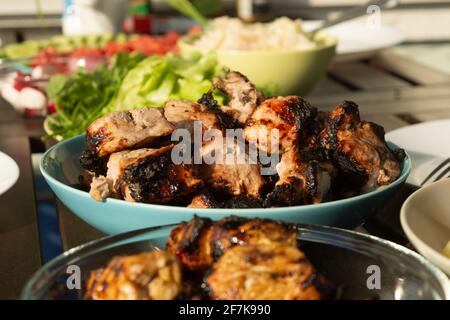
[104,146,203,204]
[319,101,402,192]
[80,150,107,176]
[204,244,328,300]
[188,192,220,208]
[85,251,182,300]
[213,71,262,124]
[166,216,215,271]
[166,216,297,271]
[86,108,175,157]
[165,99,265,199]
[244,95,334,206]
[265,148,336,207]
[244,96,317,154]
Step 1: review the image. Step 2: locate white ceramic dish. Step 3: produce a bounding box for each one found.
[386,119,450,187]
[303,20,404,63]
[401,178,450,275]
[0,151,19,195]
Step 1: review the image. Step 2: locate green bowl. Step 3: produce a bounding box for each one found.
[179,32,337,95]
[40,134,410,234]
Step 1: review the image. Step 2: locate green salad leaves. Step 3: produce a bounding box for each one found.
[44,51,224,140]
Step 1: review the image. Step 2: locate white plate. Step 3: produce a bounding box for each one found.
[304,20,404,63]
[0,151,19,195]
[386,119,450,187]
[401,179,450,275]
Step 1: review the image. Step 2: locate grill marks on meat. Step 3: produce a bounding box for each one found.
[85,216,331,300]
[104,145,203,204]
[319,101,402,192]
[204,244,328,300]
[244,96,317,154]
[85,251,183,300]
[166,216,215,271]
[243,96,335,206]
[164,100,223,134]
[213,71,263,125]
[165,99,266,199]
[86,108,175,157]
[166,216,297,272]
[188,192,220,208]
[265,148,336,207]
[81,72,404,207]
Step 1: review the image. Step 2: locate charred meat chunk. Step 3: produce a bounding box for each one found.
[319,101,403,192]
[104,146,203,204]
[188,192,220,208]
[166,216,215,272]
[165,99,266,199]
[264,148,336,207]
[213,71,263,125]
[244,96,317,154]
[222,195,263,208]
[80,150,107,176]
[166,216,297,271]
[85,251,182,300]
[86,108,175,157]
[204,244,329,300]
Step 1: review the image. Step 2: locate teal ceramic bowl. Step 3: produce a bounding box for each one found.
[41,134,411,234]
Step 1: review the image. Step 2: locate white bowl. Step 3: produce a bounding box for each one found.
[401,179,450,275]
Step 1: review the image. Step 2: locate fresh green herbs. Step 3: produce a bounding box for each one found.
[44,51,224,140]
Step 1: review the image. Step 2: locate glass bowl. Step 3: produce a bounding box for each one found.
[22,222,450,300]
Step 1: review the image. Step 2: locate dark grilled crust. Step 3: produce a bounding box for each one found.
[222,195,263,208]
[197,90,237,129]
[121,153,204,204]
[320,100,360,154]
[204,244,329,300]
[80,150,108,176]
[166,216,298,272]
[188,191,220,208]
[166,216,214,272]
[209,216,298,262]
[264,177,305,207]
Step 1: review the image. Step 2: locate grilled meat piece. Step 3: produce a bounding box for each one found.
[244,96,317,154]
[222,195,263,208]
[166,216,215,271]
[89,175,110,202]
[204,244,328,300]
[80,150,107,176]
[213,71,263,125]
[164,100,223,133]
[166,216,297,271]
[319,101,403,192]
[188,192,220,208]
[208,216,298,261]
[165,100,266,199]
[86,108,175,157]
[85,251,182,300]
[103,145,203,204]
[265,148,336,207]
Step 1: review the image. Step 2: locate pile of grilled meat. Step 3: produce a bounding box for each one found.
[85,216,332,300]
[80,71,405,208]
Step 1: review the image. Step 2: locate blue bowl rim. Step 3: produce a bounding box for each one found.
[40,133,411,215]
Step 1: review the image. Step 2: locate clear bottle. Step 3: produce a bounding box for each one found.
[62,0,114,35]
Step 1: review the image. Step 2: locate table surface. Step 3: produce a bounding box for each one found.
[1,50,450,299]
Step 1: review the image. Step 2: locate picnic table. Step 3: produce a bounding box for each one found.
[1,50,449,299]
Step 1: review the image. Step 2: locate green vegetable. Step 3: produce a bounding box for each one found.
[44,51,224,140]
[108,51,224,112]
[44,52,145,140]
[164,0,209,28]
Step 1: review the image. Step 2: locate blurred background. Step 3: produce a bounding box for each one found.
[0,0,449,44]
